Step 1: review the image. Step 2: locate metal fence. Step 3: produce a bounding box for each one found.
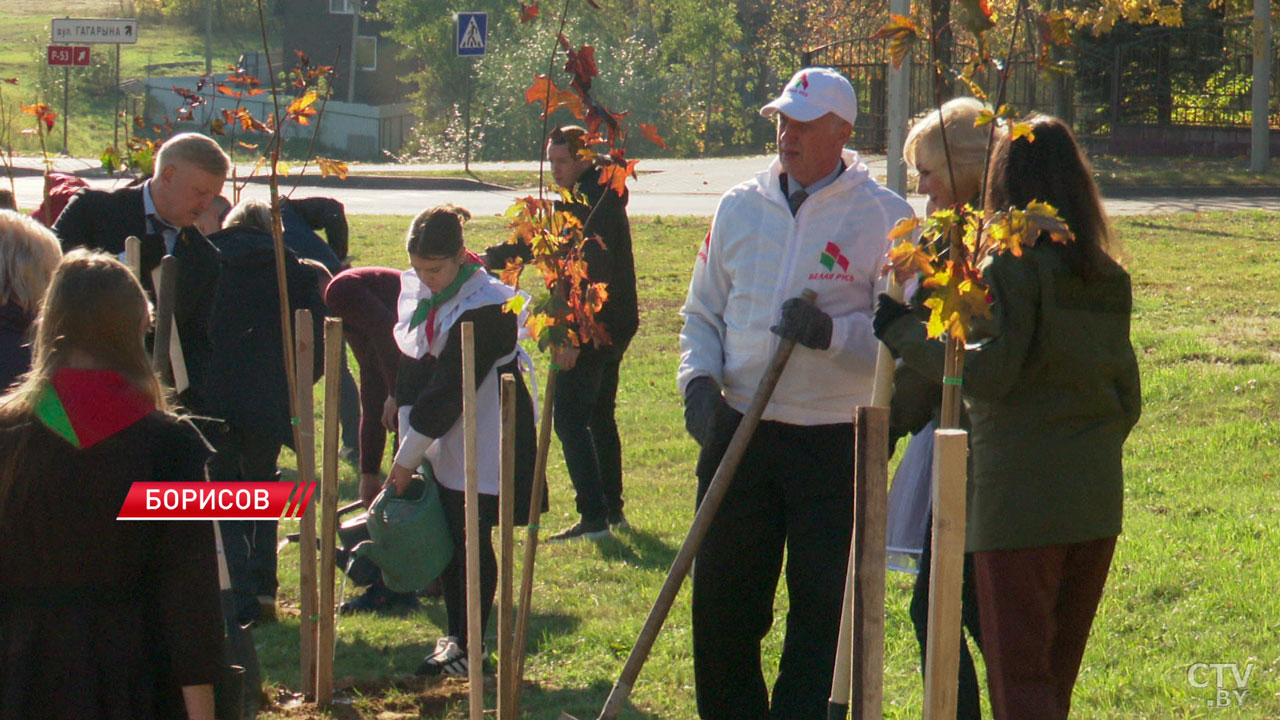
[802,20,1277,155]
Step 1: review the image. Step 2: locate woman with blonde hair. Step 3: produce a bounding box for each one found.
[889,96,1004,719]
[903,96,999,214]
[0,250,223,720]
[0,210,63,390]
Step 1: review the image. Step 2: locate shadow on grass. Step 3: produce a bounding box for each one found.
[1126,219,1262,240]
[519,678,664,720]
[258,603,582,681]
[593,527,679,571]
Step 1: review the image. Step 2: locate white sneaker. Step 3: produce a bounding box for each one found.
[415,636,459,676]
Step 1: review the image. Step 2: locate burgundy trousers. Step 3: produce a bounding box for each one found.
[973,535,1117,720]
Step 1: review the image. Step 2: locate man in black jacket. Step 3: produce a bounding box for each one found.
[53,132,228,411]
[485,126,639,541]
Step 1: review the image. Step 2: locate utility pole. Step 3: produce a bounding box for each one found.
[886,0,911,197]
[1251,0,1271,172]
[205,0,213,75]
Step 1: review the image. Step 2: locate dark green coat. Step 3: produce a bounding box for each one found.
[881,241,1141,552]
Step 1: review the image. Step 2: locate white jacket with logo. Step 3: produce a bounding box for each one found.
[678,149,914,425]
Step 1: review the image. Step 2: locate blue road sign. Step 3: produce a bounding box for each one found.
[456,12,487,57]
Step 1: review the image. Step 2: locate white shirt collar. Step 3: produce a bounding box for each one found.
[789,160,844,199]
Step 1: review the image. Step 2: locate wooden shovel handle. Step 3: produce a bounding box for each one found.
[595,289,818,720]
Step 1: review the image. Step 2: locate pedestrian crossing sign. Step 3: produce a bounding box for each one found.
[456,12,487,57]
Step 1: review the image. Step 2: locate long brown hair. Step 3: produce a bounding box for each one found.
[984,114,1116,278]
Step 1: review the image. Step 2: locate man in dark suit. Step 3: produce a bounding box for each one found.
[53,132,229,411]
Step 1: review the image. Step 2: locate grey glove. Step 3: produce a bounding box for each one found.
[770,296,832,350]
[683,376,732,447]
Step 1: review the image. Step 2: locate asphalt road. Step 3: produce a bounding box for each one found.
[9,154,1280,219]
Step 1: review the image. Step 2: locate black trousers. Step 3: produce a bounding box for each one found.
[208,424,283,623]
[692,419,854,720]
[553,340,629,522]
[911,513,985,720]
[437,485,497,651]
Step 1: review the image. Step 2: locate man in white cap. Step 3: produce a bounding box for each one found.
[677,67,913,719]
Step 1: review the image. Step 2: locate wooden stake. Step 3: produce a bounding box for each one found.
[939,338,965,429]
[317,318,343,705]
[870,275,904,409]
[831,280,901,718]
[922,428,967,720]
[852,406,888,719]
[511,368,557,717]
[827,406,889,720]
[294,309,318,700]
[150,256,178,384]
[461,322,484,720]
[124,236,141,280]
[497,374,517,720]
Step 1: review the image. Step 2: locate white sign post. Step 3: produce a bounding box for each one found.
[456,12,487,171]
[52,18,138,159]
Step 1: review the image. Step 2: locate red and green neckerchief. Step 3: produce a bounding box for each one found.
[34,368,154,449]
[408,261,483,346]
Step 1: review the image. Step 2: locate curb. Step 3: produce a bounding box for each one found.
[5,164,515,192]
[1097,184,1280,198]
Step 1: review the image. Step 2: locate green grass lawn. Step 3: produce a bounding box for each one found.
[250,209,1280,719]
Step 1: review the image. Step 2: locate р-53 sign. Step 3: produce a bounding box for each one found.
[51,18,138,44]
[47,46,91,66]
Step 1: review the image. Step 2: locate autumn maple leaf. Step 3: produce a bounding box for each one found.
[524,75,584,118]
[597,158,638,197]
[519,1,539,23]
[638,123,666,150]
[873,14,920,70]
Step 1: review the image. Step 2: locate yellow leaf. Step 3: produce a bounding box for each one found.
[316,157,348,180]
[1010,121,1035,143]
[287,91,319,116]
[887,216,920,242]
[503,293,527,314]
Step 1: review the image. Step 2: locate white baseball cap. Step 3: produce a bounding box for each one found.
[760,67,858,126]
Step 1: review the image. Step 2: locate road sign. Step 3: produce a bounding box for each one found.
[51,18,138,45]
[456,12,487,57]
[48,46,90,66]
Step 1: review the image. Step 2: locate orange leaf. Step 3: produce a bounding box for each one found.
[524,75,583,118]
[597,159,638,197]
[638,123,666,150]
[519,1,539,23]
[499,258,525,286]
[873,14,919,70]
[216,85,243,99]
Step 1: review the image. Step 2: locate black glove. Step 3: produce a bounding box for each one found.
[770,297,832,350]
[683,376,731,447]
[872,293,913,340]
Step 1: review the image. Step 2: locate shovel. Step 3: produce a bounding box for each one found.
[563,289,817,720]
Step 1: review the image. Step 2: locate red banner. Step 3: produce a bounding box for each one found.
[117,481,317,520]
